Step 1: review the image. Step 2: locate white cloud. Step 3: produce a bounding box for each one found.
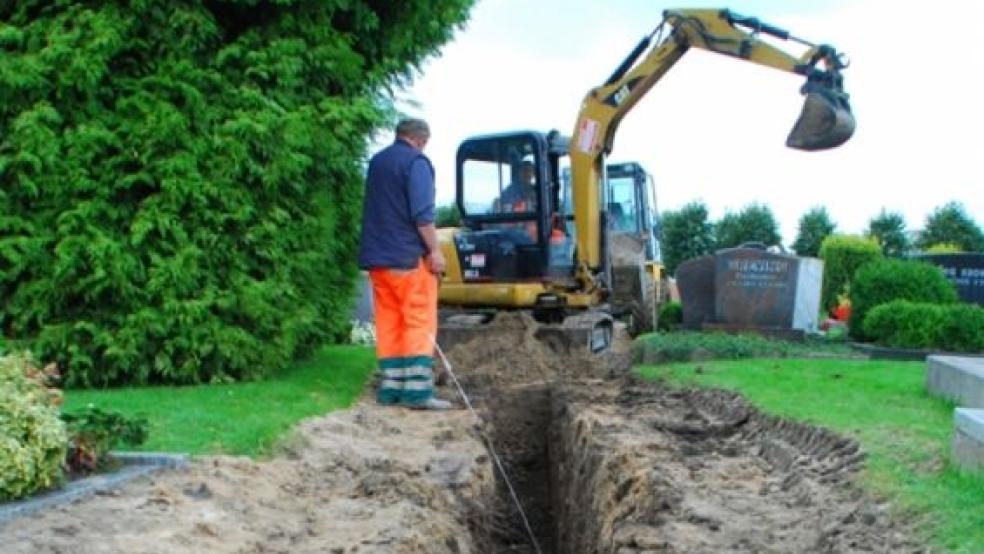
[393,0,983,246]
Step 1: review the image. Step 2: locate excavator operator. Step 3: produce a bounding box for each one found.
[496,160,537,213]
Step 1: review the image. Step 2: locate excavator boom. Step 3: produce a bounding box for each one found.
[570,8,855,276]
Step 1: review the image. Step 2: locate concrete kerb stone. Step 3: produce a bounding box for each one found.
[953,408,984,472]
[0,452,190,526]
[926,355,984,408]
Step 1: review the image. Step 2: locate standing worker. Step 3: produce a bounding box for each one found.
[358,118,453,410]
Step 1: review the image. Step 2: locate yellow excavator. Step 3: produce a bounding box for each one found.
[436,8,855,353]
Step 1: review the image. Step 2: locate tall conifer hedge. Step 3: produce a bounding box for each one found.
[0,1,474,386]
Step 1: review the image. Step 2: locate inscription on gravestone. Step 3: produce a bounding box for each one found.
[675,247,823,337]
[715,249,799,329]
[919,253,984,306]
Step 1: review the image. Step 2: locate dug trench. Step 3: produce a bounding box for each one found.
[1,313,923,553]
[445,313,923,553]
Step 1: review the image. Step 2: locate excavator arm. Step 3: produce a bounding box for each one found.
[570,8,855,281]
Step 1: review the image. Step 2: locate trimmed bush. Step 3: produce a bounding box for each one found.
[924,243,963,254]
[632,331,849,365]
[818,235,882,312]
[435,204,462,228]
[849,259,958,340]
[940,303,984,352]
[862,301,946,349]
[0,353,68,501]
[657,301,683,331]
[864,301,984,352]
[0,2,475,386]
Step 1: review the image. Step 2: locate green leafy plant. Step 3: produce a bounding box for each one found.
[863,300,984,352]
[924,242,963,254]
[435,204,462,227]
[818,234,882,312]
[714,202,781,250]
[916,201,984,253]
[791,206,836,257]
[849,258,958,340]
[60,406,148,475]
[0,353,68,501]
[632,331,847,365]
[657,301,682,331]
[661,201,715,275]
[866,209,910,257]
[0,1,476,386]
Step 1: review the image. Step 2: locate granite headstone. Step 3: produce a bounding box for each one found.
[918,253,984,306]
[675,255,716,329]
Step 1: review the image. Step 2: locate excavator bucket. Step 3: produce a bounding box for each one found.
[786,89,855,151]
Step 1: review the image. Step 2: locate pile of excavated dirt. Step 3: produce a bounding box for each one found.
[551,379,924,553]
[609,232,648,267]
[1,402,494,554]
[439,311,631,393]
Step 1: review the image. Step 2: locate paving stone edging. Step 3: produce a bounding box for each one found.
[0,452,190,525]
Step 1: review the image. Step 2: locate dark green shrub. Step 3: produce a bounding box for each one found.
[849,259,958,340]
[713,203,781,249]
[862,301,946,349]
[864,300,984,352]
[61,406,148,475]
[818,235,882,312]
[634,332,792,364]
[662,201,715,275]
[0,2,475,386]
[939,304,984,352]
[657,301,682,331]
[435,204,462,228]
[791,206,836,257]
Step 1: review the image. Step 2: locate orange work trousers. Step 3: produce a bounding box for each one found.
[369,259,438,405]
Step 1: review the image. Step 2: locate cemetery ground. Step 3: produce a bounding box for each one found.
[2,328,981,552]
[638,358,984,553]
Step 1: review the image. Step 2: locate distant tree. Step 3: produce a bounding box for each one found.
[714,203,781,249]
[791,206,836,257]
[435,204,461,227]
[661,201,715,275]
[916,201,984,252]
[866,209,910,257]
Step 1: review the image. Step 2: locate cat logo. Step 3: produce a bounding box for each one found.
[603,77,642,108]
[613,84,631,105]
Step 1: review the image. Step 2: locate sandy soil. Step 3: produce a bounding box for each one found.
[1,314,928,553]
[1,402,492,554]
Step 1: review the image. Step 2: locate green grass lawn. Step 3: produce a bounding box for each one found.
[637,358,984,553]
[63,345,375,457]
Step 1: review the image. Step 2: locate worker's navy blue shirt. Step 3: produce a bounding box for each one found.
[358,139,436,269]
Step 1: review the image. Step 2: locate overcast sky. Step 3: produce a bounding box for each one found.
[385,0,982,247]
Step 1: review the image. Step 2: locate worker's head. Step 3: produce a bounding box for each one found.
[396,118,430,150]
[519,160,536,185]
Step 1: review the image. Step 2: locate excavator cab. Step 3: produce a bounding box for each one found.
[604,162,660,262]
[454,131,574,284]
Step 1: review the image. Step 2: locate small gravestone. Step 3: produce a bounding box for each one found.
[953,408,984,472]
[918,253,984,306]
[675,255,716,330]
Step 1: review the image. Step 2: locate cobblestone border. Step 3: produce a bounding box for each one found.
[0,452,189,526]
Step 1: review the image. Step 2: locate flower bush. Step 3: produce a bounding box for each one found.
[0,353,68,501]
